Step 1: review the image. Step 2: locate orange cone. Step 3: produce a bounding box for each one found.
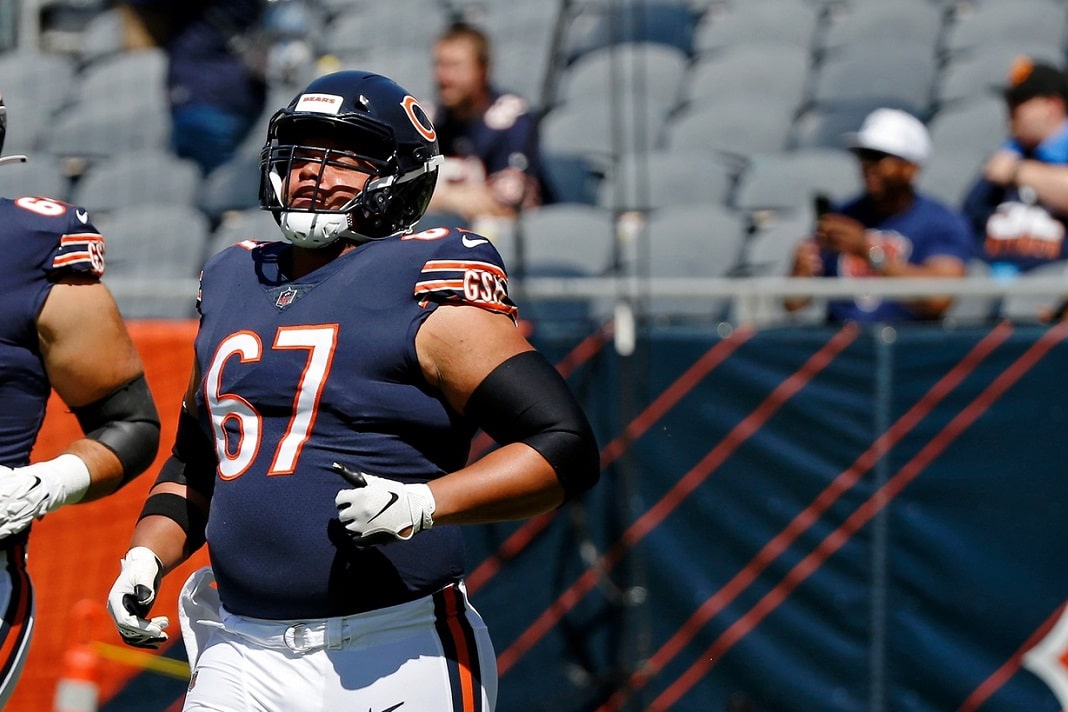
[54,600,102,712]
[53,642,99,712]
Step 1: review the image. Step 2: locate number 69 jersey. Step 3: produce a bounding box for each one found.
[0,196,106,468]
[193,227,518,620]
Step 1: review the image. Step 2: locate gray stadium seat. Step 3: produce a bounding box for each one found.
[44,91,171,169]
[926,95,1007,166]
[817,0,946,57]
[733,148,857,215]
[941,0,1068,58]
[682,44,811,114]
[71,150,202,217]
[943,259,998,326]
[97,202,212,318]
[198,153,262,224]
[740,208,814,277]
[321,1,448,58]
[0,51,76,152]
[0,154,70,201]
[692,0,819,54]
[70,47,169,111]
[207,207,282,259]
[540,97,669,161]
[665,97,796,161]
[999,260,1068,322]
[513,203,619,325]
[564,0,698,64]
[596,148,737,213]
[556,43,688,118]
[934,44,1054,110]
[640,203,750,321]
[809,39,938,113]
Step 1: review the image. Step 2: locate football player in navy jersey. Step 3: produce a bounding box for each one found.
[0,94,161,705]
[106,70,599,711]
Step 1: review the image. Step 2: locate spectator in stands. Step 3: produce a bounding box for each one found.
[425,22,547,229]
[785,108,973,322]
[962,57,1068,276]
[120,0,268,176]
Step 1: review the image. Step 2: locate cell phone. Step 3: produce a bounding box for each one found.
[814,192,833,217]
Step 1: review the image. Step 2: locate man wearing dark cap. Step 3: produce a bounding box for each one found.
[962,56,1068,273]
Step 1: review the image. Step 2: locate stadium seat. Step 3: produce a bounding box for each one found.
[692,0,820,54]
[682,44,811,116]
[71,150,202,217]
[555,42,688,118]
[563,0,698,64]
[640,203,750,322]
[808,39,938,114]
[97,202,212,318]
[0,51,76,152]
[596,148,737,213]
[940,0,1068,58]
[665,97,796,161]
[0,154,70,201]
[817,0,946,57]
[733,148,857,216]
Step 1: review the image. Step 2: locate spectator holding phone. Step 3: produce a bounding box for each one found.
[785,108,974,322]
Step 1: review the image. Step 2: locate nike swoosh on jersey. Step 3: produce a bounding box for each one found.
[367,492,400,523]
[370,704,405,712]
[75,209,88,223]
[461,235,489,248]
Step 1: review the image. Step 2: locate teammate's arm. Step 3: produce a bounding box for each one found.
[108,364,212,648]
[37,274,160,498]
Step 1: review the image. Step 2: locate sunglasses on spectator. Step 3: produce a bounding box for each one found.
[853,148,896,163]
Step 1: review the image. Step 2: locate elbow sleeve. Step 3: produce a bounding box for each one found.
[464,351,600,500]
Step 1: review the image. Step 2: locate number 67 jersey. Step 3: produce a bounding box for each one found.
[193,227,517,621]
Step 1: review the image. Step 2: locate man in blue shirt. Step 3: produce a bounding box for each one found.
[962,57,1068,274]
[785,108,974,322]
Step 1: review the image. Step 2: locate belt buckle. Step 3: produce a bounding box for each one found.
[283,623,313,653]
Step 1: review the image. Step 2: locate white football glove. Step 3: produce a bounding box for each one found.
[333,462,436,547]
[106,546,169,648]
[0,454,90,539]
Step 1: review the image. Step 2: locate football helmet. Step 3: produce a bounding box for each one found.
[0,93,26,167]
[259,71,442,248]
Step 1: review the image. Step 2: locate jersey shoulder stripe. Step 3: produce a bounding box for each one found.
[53,231,105,276]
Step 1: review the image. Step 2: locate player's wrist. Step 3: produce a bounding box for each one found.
[21,453,91,512]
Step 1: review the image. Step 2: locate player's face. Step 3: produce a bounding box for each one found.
[434,37,485,111]
[286,136,373,211]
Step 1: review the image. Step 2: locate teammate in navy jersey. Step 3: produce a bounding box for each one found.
[106,71,599,711]
[0,94,161,705]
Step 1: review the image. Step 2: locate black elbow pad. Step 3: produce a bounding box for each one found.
[465,351,600,499]
[72,374,161,485]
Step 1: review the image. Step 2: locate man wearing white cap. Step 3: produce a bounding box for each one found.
[785,108,973,322]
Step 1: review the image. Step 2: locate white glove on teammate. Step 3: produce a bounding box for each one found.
[106,546,170,648]
[0,454,91,539]
[333,462,436,546]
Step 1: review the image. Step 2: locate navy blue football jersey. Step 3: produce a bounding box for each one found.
[0,196,106,467]
[194,227,517,619]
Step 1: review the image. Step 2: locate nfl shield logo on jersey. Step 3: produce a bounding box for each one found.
[275,287,298,309]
